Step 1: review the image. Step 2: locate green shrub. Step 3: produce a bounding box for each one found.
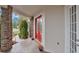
[19,20,28,39]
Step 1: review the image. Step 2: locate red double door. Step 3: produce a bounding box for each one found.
[35,15,42,43]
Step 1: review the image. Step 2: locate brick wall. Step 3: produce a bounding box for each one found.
[1,6,12,52]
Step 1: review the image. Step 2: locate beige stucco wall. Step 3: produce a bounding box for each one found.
[35,6,65,53]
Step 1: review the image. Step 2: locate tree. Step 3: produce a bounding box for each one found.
[19,19,28,39]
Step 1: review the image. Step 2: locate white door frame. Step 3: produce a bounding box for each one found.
[33,13,45,47]
[64,5,71,53]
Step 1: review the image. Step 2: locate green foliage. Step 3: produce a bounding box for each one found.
[12,22,17,28]
[19,20,28,39]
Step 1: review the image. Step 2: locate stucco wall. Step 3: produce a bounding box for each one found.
[35,6,65,53]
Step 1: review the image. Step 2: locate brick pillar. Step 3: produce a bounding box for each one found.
[1,6,12,52]
[30,17,34,38]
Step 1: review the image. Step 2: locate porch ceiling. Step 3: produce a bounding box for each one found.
[12,5,44,17]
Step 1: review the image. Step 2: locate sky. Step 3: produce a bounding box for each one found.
[12,13,20,20]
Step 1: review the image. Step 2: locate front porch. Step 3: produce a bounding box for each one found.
[5,35,41,53]
[1,5,79,53]
[0,5,65,53]
[0,5,45,53]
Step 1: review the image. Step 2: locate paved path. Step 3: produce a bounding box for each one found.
[9,35,41,53]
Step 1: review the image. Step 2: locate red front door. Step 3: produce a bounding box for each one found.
[35,15,42,42]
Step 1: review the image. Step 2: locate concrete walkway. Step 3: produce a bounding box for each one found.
[9,35,41,53]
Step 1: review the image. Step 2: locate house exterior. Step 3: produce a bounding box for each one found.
[0,5,79,53]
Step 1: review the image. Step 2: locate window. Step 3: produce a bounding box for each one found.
[70,5,76,53]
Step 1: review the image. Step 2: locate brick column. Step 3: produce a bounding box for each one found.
[1,6,13,52]
[30,17,34,38]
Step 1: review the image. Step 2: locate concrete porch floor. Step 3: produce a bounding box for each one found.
[9,35,41,53]
[0,35,49,53]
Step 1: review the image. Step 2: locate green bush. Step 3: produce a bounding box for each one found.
[19,20,28,39]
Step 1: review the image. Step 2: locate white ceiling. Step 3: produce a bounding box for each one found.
[12,5,64,17]
[12,5,44,17]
